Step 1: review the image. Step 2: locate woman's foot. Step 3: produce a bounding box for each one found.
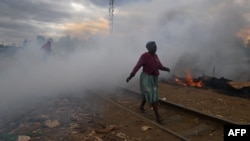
[156,117,164,123]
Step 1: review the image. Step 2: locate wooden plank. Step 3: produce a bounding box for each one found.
[228,81,250,89]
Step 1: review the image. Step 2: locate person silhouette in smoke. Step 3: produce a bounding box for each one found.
[126,41,170,123]
[41,40,52,62]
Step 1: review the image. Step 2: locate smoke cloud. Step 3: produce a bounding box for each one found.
[112,0,250,80]
[0,0,250,114]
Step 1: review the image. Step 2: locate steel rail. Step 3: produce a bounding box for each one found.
[120,86,249,126]
[90,91,190,141]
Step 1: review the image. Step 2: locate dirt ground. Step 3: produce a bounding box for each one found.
[0,81,250,141]
[127,81,250,124]
[157,82,250,124]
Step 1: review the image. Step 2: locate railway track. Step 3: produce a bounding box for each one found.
[90,86,246,141]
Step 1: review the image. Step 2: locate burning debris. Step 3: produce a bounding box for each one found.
[172,70,203,88]
[162,70,250,98]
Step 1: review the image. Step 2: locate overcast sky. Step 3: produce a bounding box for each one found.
[0,0,249,43]
[0,0,250,113]
[0,0,148,43]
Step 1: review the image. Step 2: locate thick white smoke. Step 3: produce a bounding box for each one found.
[0,0,250,114]
[113,0,250,80]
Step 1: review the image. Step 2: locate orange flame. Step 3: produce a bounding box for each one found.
[174,70,203,87]
[185,70,203,87]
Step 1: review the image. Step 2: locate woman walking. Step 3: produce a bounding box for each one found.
[126,41,170,122]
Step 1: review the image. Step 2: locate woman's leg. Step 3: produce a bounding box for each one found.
[140,96,146,111]
[152,102,164,122]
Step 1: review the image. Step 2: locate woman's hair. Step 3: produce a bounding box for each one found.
[146,41,156,50]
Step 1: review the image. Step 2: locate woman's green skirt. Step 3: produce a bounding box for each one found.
[140,72,159,104]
